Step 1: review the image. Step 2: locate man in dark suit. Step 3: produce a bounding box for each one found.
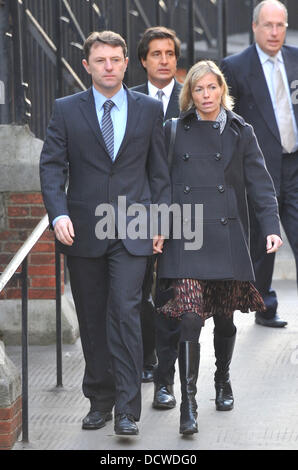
[39,31,171,436]
[131,26,182,410]
[221,0,298,328]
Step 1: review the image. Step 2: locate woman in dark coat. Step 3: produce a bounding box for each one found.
[156,60,282,435]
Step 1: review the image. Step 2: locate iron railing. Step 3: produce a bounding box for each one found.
[2,0,262,140]
[0,215,63,443]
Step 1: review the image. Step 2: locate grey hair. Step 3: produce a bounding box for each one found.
[253,0,288,24]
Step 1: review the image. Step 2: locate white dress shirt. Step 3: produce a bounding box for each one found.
[147,79,175,115]
[255,43,298,152]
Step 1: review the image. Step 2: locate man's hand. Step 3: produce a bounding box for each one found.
[266,234,283,253]
[153,235,165,254]
[54,216,75,246]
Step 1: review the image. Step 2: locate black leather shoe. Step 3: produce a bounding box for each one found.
[142,367,155,383]
[82,410,112,430]
[255,312,287,328]
[114,414,139,435]
[153,384,176,409]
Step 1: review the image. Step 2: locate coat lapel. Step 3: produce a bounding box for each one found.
[79,88,110,157]
[247,45,280,144]
[79,86,142,163]
[165,80,181,121]
[114,86,142,162]
[221,117,241,169]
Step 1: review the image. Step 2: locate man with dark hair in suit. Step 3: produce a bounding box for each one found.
[221,0,298,328]
[40,30,171,436]
[133,26,182,120]
[131,26,182,410]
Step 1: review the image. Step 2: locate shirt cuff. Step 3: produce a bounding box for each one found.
[52,215,70,227]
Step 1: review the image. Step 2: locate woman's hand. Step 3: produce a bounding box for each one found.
[266,234,283,253]
[153,235,165,254]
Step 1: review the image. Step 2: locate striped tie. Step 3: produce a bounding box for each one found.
[157,89,164,116]
[101,100,115,160]
[157,89,164,101]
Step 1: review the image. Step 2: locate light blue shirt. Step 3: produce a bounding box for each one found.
[93,84,128,160]
[255,43,298,151]
[53,85,128,227]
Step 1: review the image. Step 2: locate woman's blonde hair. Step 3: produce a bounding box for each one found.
[179,60,234,112]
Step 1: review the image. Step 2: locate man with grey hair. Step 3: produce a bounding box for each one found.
[221,0,298,328]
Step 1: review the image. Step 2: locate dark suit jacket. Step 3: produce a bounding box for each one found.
[130,79,182,120]
[40,86,171,257]
[221,44,298,196]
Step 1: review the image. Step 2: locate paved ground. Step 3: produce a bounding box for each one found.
[7,279,297,451]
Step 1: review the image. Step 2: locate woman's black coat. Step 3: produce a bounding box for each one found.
[157,108,281,281]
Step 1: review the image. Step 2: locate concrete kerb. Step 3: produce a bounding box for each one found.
[0,293,79,345]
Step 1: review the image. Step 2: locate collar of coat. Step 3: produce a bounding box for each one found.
[179,106,246,130]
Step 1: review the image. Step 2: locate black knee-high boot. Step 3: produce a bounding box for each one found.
[178,341,200,434]
[214,328,236,411]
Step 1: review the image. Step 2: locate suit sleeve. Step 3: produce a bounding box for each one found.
[39,100,69,225]
[146,103,172,235]
[221,59,240,114]
[242,124,281,238]
[147,104,171,204]
[163,119,172,155]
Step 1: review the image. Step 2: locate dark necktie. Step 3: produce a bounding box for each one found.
[157,89,164,101]
[156,89,164,116]
[101,100,115,160]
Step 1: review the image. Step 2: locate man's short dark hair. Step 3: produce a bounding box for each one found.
[137,26,181,63]
[83,30,128,62]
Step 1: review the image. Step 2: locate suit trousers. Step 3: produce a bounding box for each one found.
[154,312,180,385]
[249,152,298,317]
[141,257,181,382]
[67,238,147,420]
[141,256,157,368]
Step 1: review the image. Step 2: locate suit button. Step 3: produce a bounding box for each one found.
[215,152,222,160]
[217,185,225,193]
[220,217,228,225]
[184,185,191,194]
[184,124,191,131]
[213,122,220,129]
[183,153,190,161]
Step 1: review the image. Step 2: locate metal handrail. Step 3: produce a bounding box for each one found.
[0,215,49,293]
[0,213,63,444]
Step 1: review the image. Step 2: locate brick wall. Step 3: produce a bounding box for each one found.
[0,192,65,449]
[0,191,64,299]
[0,397,22,450]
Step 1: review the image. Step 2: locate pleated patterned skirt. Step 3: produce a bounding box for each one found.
[156,279,266,321]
